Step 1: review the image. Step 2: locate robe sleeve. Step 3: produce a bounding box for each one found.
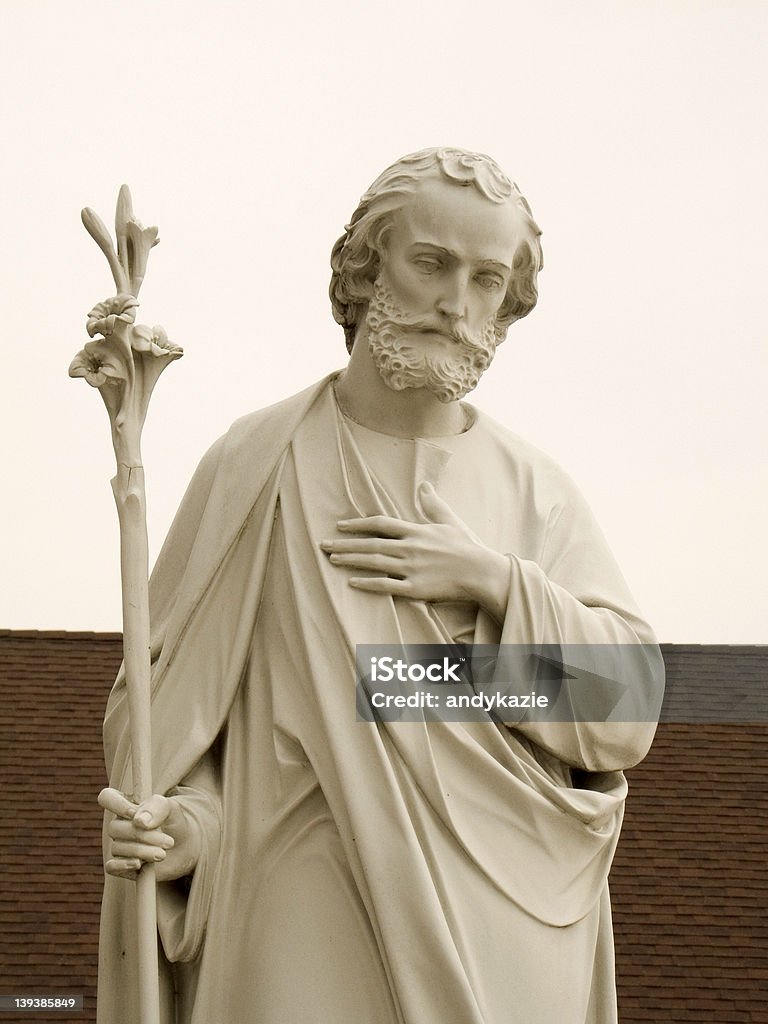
[155,748,223,964]
[494,481,665,772]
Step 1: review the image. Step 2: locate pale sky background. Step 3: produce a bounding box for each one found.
[1,0,765,642]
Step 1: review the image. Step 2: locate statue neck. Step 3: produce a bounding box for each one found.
[334,332,467,439]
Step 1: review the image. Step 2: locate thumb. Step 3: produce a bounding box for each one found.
[133,794,171,830]
[418,481,461,526]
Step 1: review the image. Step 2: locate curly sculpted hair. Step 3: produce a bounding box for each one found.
[329,147,544,353]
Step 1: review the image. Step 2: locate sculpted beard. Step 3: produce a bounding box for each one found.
[365,275,504,403]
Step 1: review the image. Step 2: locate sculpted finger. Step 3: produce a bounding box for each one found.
[108,819,137,841]
[133,794,171,830]
[349,577,413,597]
[105,857,142,879]
[98,787,138,819]
[337,516,409,538]
[321,538,403,556]
[112,840,167,862]
[109,819,175,848]
[329,553,404,574]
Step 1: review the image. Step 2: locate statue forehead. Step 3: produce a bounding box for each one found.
[385,177,526,266]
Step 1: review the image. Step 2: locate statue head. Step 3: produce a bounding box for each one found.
[329,147,543,356]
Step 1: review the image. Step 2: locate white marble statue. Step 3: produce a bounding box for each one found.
[97,148,664,1024]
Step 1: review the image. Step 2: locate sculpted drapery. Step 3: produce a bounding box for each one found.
[98,376,662,1024]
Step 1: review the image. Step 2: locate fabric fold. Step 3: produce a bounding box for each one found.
[97,376,662,1024]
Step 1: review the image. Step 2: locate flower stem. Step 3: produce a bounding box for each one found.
[111,463,160,1024]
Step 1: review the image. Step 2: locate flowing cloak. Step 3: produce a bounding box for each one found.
[97,374,664,1024]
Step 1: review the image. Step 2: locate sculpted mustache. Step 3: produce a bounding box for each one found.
[378,314,490,351]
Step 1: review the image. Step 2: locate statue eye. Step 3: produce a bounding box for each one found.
[414,257,441,274]
[475,273,503,291]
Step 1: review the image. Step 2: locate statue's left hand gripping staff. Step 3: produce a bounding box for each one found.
[70,187,183,1024]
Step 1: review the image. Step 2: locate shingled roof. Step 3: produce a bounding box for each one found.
[611,644,768,1022]
[0,633,766,1023]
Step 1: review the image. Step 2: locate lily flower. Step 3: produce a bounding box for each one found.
[68,342,127,388]
[69,314,182,466]
[131,324,183,360]
[73,187,179,468]
[115,185,159,297]
[81,186,160,298]
[81,207,129,294]
[87,294,139,338]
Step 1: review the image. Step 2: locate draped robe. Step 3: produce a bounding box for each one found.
[98,374,663,1024]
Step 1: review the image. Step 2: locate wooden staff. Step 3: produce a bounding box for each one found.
[70,187,183,1024]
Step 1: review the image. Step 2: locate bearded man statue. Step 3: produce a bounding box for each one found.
[97,147,663,1024]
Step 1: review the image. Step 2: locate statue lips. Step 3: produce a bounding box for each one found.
[415,327,462,345]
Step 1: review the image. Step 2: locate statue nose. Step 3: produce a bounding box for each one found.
[436,272,469,320]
